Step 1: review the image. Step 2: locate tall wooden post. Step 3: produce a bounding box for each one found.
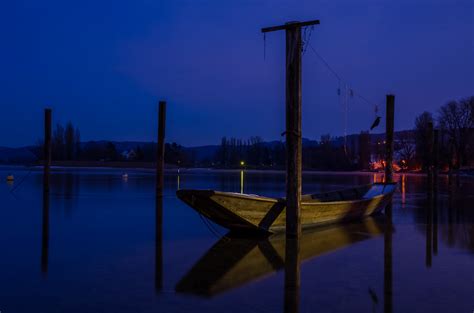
[262,19,319,238]
[427,122,434,194]
[385,95,395,183]
[262,20,319,313]
[156,101,166,195]
[433,129,439,188]
[284,24,303,239]
[43,108,52,192]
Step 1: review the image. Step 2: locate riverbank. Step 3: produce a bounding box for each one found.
[2,161,473,178]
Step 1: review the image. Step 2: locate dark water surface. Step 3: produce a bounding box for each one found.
[0,167,473,313]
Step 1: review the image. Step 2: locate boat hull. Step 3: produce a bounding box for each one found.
[177,183,396,233]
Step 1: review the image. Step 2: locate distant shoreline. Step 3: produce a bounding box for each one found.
[1,161,471,178]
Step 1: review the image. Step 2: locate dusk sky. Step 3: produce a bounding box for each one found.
[1,0,473,147]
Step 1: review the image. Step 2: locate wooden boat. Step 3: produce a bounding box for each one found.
[176,217,386,297]
[176,183,396,234]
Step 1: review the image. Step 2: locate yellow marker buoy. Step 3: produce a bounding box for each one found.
[6,175,14,182]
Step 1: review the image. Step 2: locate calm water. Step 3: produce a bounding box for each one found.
[0,167,473,313]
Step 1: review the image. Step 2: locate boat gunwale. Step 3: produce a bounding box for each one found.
[179,182,397,206]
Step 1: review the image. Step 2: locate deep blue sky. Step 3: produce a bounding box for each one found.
[1,0,473,147]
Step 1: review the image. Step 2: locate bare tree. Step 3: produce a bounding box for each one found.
[65,122,75,161]
[438,99,473,168]
[396,132,416,170]
[52,123,65,160]
[414,111,433,171]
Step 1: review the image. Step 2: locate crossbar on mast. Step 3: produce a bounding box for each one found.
[261,19,320,33]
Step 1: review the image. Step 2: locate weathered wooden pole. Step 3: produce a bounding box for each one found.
[261,21,319,313]
[43,108,52,192]
[384,94,394,312]
[262,19,319,238]
[385,95,395,183]
[156,101,166,195]
[433,129,439,189]
[284,24,303,239]
[432,191,438,256]
[427,122,434,194]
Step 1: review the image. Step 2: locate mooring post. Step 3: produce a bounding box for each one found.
[261,21,319,313]
[427,122,434,194]
[155,101,166,290]
[433,129,439,189]
[385,95,395,183]
[156,101,166,195]
[261,20,319,238]
[285,24,303,239]
[43,108,52,192]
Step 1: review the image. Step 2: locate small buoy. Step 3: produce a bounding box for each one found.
[122,173,128,180]
[6,174,14,182]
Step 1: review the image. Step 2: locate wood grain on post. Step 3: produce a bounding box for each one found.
[285,25,302,239]
[385,95,395,183]
[156,101,166,195]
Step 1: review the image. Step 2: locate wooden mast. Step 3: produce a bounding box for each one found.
[262,20,319,313]
[261,20,319,238]
[385,95,395,183]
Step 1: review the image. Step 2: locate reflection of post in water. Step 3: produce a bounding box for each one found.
[177,170,180,191]
[43,108,52,193]
[155,194,163,292]
[401,175,406,207]
[284,237,300,313]
[41,108,52,276]
[425,192,433,268]
[41,188,50,275]
[240,170,244,194]
[384,202,393,313]
[432,190,438,256]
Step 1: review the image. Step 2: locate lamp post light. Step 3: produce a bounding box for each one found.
[240,161,245,194]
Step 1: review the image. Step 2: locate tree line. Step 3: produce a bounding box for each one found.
[414,96,473,171]
[31,95,473,171]
[214,135,358,170]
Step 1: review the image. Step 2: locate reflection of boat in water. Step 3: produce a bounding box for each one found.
[177,183,396,233]
[176,217,386,297]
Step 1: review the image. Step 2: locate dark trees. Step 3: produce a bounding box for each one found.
[414,112,434,172]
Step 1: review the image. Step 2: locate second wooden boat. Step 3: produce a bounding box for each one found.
[177,183,396,234]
